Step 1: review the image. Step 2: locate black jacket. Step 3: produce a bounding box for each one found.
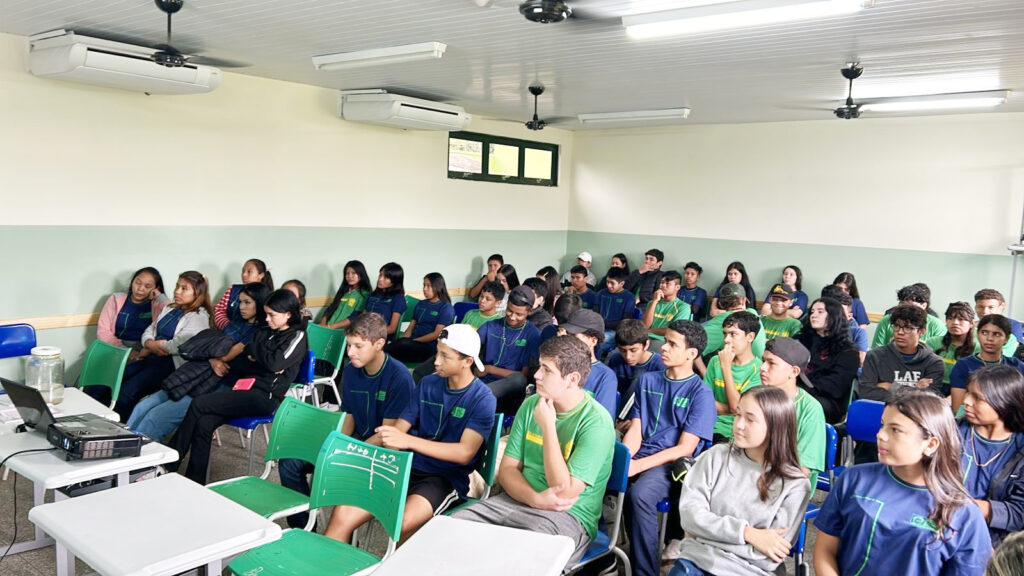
[797,332,860,423]
[229,325,308,399]
[163,329,235,401]
[624,269,664,306]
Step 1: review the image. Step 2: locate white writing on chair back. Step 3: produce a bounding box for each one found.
[330,443,399,490]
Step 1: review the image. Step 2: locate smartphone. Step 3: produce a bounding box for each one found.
[232,378,256,391]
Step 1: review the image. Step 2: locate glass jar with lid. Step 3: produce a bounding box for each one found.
[25,346,65,404]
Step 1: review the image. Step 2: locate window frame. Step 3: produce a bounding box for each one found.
[447,131,559,187]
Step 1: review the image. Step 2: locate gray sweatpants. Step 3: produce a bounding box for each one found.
[452,492,591,572]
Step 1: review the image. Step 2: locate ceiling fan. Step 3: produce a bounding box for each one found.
[834,63,863,119]
[471,0,610,25]
[147,0,246,68]
[525,84,548,130]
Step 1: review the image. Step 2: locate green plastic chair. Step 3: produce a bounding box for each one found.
[208,397,346,529]
[227,431,413,576]
[300,323,347,407]
[444,413,503,514]
[77,340,132,409]
[394,295,419,341]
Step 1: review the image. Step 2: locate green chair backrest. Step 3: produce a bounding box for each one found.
[310,431,413,544]
[401,296,419,324]
[306,323,347,374]
[77,340,131,400]
[264,397,346,465]
[478,413,503,486]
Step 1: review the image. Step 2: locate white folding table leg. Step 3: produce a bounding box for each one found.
[203,558,223,575]
[55,541,76,576]
[1,482,56,555]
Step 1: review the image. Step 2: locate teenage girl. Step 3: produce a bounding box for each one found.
[759,265,807,319]
[814,391,991,575]
[924,302,977,393]
[832,272,869,328]
[97,267,169,349]
[596,253,630,288]
[387,273,455,363]
[110,271,213,421]
[494,264,520,316]
[710,261,757,317]
[950,314,1024,414]
[319,260,372,330]
[282,279,313,322]
[669,386,810,576]
[535,266,562,315]
[364,262,407,338]
[213,258,274,329]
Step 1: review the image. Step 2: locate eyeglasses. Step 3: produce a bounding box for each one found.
[892,324,919,335]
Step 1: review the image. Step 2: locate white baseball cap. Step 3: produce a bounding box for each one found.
[438,324,484,372]
[577,251,593,263]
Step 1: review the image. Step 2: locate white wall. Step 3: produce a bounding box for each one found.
[570,114,1024,256]
[0,32,573,231]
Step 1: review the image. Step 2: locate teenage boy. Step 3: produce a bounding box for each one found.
[462,281,504,329]
[561,251,597,287]
[760,283,803,339]
[625,249,666,307]
[279,313,414,529]
[623,320,715,576]
[453,336,615,569]
[595,267,636,358]
[705,311,762,440]
[642,271,693,343]
[679,262,709,322]
[566,265,599,310]
[871,284,947,348]
[559,309,618,419]
[606,319,666,420]
[701,283,766,361]
[759,337,825,487]
[522,277,554,330]
[325,324,496,543]
[477,285,542,413]
[975,289,1024,350]
[821,285,868,364]
[468,253,504,301]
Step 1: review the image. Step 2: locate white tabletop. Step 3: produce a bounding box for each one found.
[369,515,574,576]
[0,431,178,489]
[0,388,119,435]
[29,473,282,576]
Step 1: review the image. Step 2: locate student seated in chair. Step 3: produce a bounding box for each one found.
[701,283,766,365]
[871,284,947,348]
[558,309,618,419]
[606,319,665,422]
[595,267,635,359]
[705,311,762,441]
[325,324,496,543]
[453,336,615,570]
[642,271,693,347]
[759,283,803,339]
[523,277,554,330]
[476,285,542,415]
[566,265,599,310]
[280,312,414,528]
[463,281,504,329]
[622,320,715,576]
[625,249,666,308]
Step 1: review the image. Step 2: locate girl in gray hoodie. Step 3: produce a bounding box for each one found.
[669,386,811,576]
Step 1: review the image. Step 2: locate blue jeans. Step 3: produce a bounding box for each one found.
[668,558,714,576]
[278,458,315,528]
[627,464,673,576]
[126,390,193,440]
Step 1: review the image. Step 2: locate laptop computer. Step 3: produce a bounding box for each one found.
[0,376,109,432]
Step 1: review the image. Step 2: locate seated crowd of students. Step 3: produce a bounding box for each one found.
[89,251,1024,576]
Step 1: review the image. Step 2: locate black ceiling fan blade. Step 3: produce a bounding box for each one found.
[187,54,251,68]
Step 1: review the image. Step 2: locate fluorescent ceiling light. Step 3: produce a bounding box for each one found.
[859,90,1010,113]
[623,0,874,39]
[578,108,691,123]
[313,42,446,71]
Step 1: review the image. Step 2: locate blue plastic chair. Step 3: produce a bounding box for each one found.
[226,350,316,476]
[567,441,632,576]
[632,306,643,320]
[0,323,37,359]
[834,399,884,477]
[816,423,839,492]
[453,302,478,323]
[790,502,821,576]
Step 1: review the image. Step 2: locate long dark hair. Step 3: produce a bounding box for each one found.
[784,265,803,291]
[240,282,271,326]
[936,302,976,359]
[969,365,1024,433]
[719,261,755,302]
[282,279,307,308]
[265,289,304,328]
[175,271,213,317]
[798,297,856,359]
[887,392,972,540]
[424,272,452,304]
[739,386,805,501]
[612,253,631,275]
[322,260,372,320]
[498,264,520,290]
[833,272,860,299]
[534,268,560,314]
[128,267,165,296]
[245,258,275,290]
[375,262,405,297]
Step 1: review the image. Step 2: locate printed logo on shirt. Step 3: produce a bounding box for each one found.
[673,396,690,409]
[908,514,938,533]
[892,370,923,385]
[345,297,356,306]
[139,312,152,319]
[376,391,387,402]
[515,339,528,347]
[451,406,466,418]
[526,430,544,446]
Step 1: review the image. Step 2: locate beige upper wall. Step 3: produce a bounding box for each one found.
[570,113,1024,255]
[0,32,572,230]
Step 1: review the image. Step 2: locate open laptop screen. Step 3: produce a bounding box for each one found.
[0,377,56,430]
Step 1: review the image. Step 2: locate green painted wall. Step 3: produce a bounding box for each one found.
[0,225,567,380]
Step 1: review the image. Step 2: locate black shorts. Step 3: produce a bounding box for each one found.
[408,470,459,513]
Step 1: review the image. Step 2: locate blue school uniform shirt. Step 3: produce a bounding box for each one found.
[627,371,715,459]
[115,298,154,342]
[958,421,1024,499]
[223,319,257,345]
[949,354,1024,390]
[607,351,666,393]
[225,284,244,324]
[477,318,541,383]
[848,319,869,352]
[576,289,599,310]
[400,374,496,497]
[155,308,184,340]
[1009,318,1024,344]
[410,299,455,342]
[678,286,708,321]
[595,289,635,326]
[584,361,618,419]
[340,354,414,441]
[364,291,407,325]
[851,298,869,326]
[815,463,991,576]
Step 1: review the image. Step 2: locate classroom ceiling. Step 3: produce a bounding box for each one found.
[2,0,1023,128]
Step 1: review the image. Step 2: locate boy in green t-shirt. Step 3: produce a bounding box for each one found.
[705,311,762,439]
[453,336,615,568]
[760,283,803,339]
[871,283,947,348]
[759,337,825,487]
[462,281,504,329]
[701,283,766,366]
[642,271,693,343]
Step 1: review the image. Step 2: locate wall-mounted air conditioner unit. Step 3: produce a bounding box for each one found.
[339,90,471,131]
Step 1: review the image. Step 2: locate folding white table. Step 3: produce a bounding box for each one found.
[0,387,119,434]
[367,515,575,576]
[30,473,282,576]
